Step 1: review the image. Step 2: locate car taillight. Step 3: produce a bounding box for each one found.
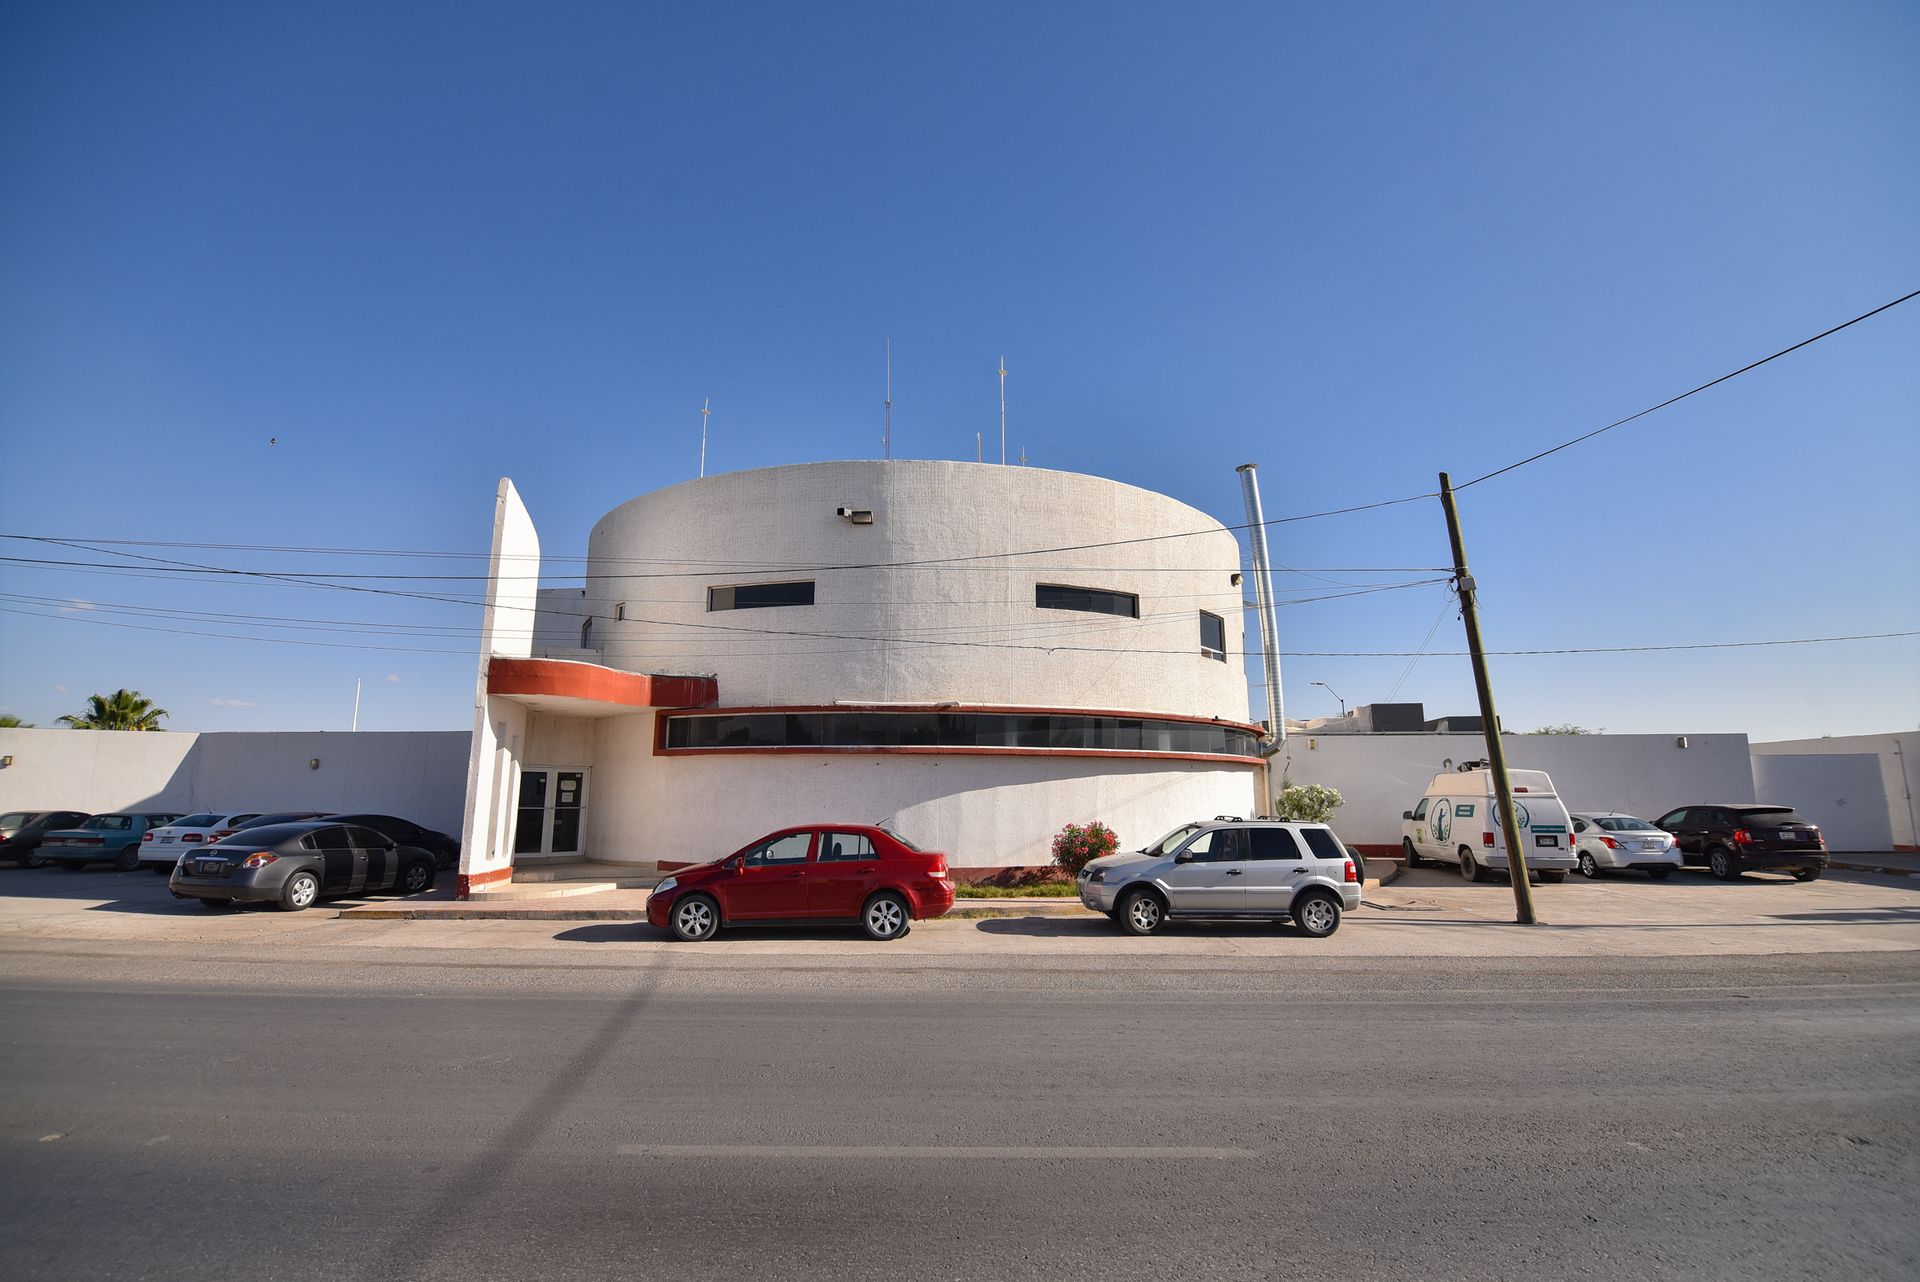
[243,852,279,868]
[182,833,202,843]
[142,833,153,843]
[1733,830,1753,844]
[1601,836,1617,849]
[1483,832,1495,846]
[1344,860,1358,883]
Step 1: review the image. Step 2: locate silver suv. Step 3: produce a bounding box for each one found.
[1077,819,1361,938]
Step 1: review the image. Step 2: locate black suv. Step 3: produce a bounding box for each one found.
[1653,804,1828,881]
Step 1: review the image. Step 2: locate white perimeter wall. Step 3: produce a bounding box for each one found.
[0,728,470,832]
[576,711,1261,867]
[1273,732,1755,847]
[1751,733,1918,851]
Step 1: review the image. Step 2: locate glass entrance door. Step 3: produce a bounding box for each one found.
[511,769,587,857]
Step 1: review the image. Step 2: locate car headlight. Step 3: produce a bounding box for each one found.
[1085,869,1105,884]
[652,876,678,896]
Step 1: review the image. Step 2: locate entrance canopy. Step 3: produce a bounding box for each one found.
[486,657,718,718]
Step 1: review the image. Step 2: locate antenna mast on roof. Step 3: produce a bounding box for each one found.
[699,398,710,478]
[998,357,1007,465]
[884,340,892,461]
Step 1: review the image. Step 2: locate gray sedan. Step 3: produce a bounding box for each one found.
[170,821,436,911]
[1077,819,1362,937]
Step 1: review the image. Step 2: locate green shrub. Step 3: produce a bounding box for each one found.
[1050,821,1119,876]
[1273,783,1344,824]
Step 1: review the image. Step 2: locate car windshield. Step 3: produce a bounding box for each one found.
[1741,808,1812,826]
[878,826,921,851]
[176,813,223,828]
[1142,823,1205,856]
[1597,817,1657,831]
[80,815,133,830]
[0,813,31,829]
[213,824,313,846]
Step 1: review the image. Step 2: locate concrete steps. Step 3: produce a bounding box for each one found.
[466,859,661,901]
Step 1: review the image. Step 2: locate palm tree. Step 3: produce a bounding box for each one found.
[57,689,169,731]
[0,715,34,728]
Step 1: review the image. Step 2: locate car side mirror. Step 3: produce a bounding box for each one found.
[732,861,746,875]
[1403,811,1413,820]
[1174,850,1193,864]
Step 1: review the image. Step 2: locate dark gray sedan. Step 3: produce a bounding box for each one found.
[170,821,436,911]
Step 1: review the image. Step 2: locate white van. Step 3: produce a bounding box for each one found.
[1399,768,1576,883]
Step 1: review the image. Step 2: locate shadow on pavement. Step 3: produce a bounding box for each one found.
[0,862,447,915]
[974,915,1290,938]
[554,923,657,943]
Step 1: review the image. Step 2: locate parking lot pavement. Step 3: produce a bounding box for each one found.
[3,860,1919,972]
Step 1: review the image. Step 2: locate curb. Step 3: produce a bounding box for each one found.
[337,905,648,921]
[1830,860,1918,878]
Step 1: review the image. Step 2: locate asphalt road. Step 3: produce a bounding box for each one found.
[4,945,1917,1281]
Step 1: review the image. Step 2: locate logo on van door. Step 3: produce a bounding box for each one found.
[1431,800,1452,843]
[1489,802,1533,830]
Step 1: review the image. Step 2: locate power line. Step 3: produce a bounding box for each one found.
[1459,287,1920,489]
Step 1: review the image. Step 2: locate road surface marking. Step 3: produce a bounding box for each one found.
[617,1145,1254,1159]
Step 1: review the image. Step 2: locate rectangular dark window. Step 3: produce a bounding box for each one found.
[1036,584,1138,618]
[1199,611,1226,661]
[708,580,815,611]
[663,712,1263,758]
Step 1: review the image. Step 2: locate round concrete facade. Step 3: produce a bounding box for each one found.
[586,459,1250,719]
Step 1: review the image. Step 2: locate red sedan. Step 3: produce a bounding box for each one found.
[647,824,954,942]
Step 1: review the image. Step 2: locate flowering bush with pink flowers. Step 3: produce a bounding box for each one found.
[1050,821,1119,876]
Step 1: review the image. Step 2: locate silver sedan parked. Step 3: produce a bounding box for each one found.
[1077,819,1362,937]
[1570,813,1681,880]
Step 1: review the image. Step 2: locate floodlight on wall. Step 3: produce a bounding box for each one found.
[0,756,11,769]
[835,507,874,524]
[1230,572,1242,586]
[309,758,321,770]
[1676,736,1688,748]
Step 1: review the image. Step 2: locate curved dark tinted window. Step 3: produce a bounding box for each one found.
[1247,828,1302,860]
[708,581,814,611]
[664,711,1259,758]
[0,813,32,829]
[176,814,223,828]
[1036,584,1138,617]
[81,815,133,830]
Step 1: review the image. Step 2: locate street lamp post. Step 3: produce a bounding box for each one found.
[1311,682,1346,719]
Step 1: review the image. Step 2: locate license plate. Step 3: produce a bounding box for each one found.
[1534,835,1558,847]
[196,861,225,875]
[1781,831,1796,841]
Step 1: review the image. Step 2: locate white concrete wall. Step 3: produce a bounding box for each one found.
[1273,732,1755,847]
[0,728,468,830]
[460,478,542,884]
[1751,754,1894,851]
[582,712,1260,868]
[1751,733,1918,851]
[585,460,1250,719]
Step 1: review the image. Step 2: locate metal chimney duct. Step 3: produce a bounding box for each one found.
[1236,464,1284,746]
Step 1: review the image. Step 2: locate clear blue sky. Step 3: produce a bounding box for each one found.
[2,1,1915,741]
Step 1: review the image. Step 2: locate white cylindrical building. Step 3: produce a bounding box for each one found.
[460,460,1265,890]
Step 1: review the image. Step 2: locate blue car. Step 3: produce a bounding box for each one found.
[41,812,184,872]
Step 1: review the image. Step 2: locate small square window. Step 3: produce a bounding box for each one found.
[614,603,626,621]
[1199,611,1226,661]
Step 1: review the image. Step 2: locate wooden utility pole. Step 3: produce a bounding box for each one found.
[1438,472,1538,925]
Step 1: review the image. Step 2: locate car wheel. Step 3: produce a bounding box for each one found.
[1293,891,1341,938]
[1538,870,1567,884]
[1646,867,1672,881]
[113,848,142,872]
[277,870,320,911]
[1402,837,1420,869]
[861,891,912,941]
[198,897,235,910]
[1793,867,1822,882]
[23,853,47,869]
[401,860,434,895]
[58,861,85,873]
[1707,847,1737,880]
[670,893,720,942]
[1117,887,1167,936]
[434,851,456,870]
[1459,848,1489,883]
[1578,852,1600,879]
